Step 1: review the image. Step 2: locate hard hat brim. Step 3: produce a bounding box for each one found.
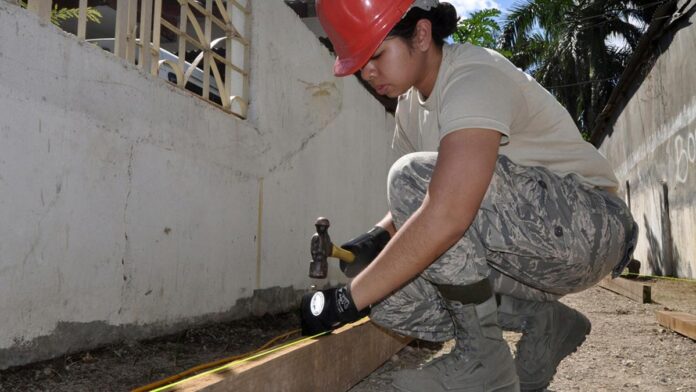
[333,38,383,77]
[333,19,395,77]
[325,0,415,77]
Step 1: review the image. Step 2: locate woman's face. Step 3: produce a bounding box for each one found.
[360,37,426,98]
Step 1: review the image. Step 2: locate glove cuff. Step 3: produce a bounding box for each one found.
[335,285,369,323]
[367,226,391,251]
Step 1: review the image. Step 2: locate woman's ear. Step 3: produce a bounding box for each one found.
[413,19,434,52]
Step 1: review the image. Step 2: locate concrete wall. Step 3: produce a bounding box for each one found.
[597,5,696,279]
[0,0,398,368]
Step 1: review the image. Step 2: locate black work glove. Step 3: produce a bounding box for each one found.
[339,226,391,278]
[300,286,369,336]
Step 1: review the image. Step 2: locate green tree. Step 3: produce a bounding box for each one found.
[453,8,503,49]
[500,0,658,136]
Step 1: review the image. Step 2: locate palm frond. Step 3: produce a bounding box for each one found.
[51,4,102,25]
[19,1,102,26]
[498,0,660,134]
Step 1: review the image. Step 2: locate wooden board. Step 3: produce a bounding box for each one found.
[656,311,696,341]
[598,276,651,303]
[167,319,412,392]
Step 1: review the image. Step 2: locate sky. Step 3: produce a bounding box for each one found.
[449,0,516,18]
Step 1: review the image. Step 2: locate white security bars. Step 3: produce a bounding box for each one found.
[26,0,250,118]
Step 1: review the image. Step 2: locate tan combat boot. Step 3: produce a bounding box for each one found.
[498,296,591,392]
[392,288,519,392]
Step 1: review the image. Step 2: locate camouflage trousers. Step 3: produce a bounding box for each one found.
[370,153,635,341]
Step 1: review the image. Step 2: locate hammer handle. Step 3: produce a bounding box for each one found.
[331,244,355,263]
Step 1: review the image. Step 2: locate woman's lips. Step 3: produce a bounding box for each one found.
[375,84,389,95]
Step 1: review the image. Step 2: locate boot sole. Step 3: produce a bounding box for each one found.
[520,309,591,392]
[392,366,520,392]
[392,378,520,392]
[492,375,521,392]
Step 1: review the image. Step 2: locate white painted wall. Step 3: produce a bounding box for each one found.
[598,6,696,279]
[250,1,399,290]
[0,0,398,367]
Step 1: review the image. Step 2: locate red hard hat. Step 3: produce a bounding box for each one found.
[317,0,415,77]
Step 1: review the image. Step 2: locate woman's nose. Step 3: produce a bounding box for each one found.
[361,62,375,81]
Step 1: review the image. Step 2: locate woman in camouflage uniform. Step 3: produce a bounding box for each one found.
[300,1,637,391]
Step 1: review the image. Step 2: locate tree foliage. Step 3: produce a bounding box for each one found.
[20,1,102,26]
[499,0,659,136]
[50,4,102,26]
[453,8,503,48]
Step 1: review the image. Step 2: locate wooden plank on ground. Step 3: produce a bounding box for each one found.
[598,276,651,303]
[656,311,696,341]
[168,319,412,392]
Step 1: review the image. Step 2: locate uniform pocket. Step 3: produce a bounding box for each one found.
[480,160,571,262]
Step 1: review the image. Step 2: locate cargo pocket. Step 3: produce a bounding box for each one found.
[481,164,571,262]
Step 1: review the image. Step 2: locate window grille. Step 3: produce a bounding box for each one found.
[25,0,250,119]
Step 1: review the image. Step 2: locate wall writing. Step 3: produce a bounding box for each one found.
[675,127,696,183]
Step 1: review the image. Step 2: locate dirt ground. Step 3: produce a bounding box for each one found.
[0,313,302,392]
[351,279,696,392]
[1,279,695,391]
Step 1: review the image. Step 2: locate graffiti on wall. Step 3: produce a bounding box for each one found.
[615,97,696,182]
[675,128,696,183]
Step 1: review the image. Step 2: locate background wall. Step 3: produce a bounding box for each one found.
[597,5,696,279]
[0,0,399,368]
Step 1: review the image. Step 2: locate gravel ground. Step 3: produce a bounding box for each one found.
[351,282,696,392]
[1,279,694,391]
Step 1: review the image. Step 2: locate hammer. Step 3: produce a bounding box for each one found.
[308,217,356,279]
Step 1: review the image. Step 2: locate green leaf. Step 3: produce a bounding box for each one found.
[453,8,503,49]
[50,4,102,26]
[20,1,102,26]
[498,0,656,135]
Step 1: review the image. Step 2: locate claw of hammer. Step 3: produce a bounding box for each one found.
[308,217,355,279]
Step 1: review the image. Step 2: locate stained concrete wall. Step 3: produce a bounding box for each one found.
[597,5,696,279]
[0,1,399,368]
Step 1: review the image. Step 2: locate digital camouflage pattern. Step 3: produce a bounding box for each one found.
[371,153,635,341]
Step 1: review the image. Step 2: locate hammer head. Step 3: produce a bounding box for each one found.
[308,259,327,279]
[309,217,332,279]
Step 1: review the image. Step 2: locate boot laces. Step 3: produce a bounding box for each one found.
[422,332,477,376]
[424,349,476,376]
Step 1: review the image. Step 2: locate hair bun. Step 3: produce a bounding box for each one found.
[432,2,459,41]
[389,1,460,47]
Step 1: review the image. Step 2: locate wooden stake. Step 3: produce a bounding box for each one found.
[164,319,411,392]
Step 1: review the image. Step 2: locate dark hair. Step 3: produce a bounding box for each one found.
[388,2,459,47]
